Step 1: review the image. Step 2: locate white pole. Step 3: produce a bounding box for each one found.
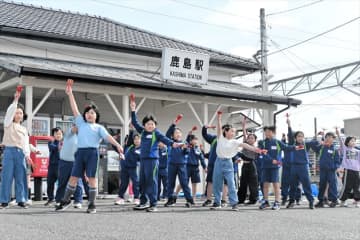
[25,85,33,135]
[122,95,129,145]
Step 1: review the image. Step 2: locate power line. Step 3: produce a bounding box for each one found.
[91,0,259,34]
[172,0,357,45]
[269,39,306,73]
[267,0,324,16]
[169,0,257,21]
[267,21,358,45]
[266,16,360,57]
[92,0,360,53]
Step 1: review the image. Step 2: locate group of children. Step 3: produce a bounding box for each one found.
[1,79,360,213]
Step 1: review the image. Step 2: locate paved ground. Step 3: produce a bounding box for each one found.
[0,198,359,240]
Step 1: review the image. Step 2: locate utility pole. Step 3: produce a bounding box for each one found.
[260,8,272,126]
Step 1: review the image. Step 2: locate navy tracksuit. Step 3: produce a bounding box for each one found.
[118,145,140,199]
[281,129,301,202]
[166,124,193,202]
[201,126,217,183]
[131,111,173,207]
[186,144,206,184]
[259,138,294,183]
[47,140,60,201]
[311,143,341,202]
[158,146,168,200]
[287,127,318,203]
[56,159,84,203]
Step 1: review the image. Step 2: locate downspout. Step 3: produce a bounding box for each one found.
[273,103,291,128]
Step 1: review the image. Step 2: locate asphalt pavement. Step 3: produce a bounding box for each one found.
[0,198,359,240]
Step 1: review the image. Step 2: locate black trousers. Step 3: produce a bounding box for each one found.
[339,169,360,201]
[237,162,258,203]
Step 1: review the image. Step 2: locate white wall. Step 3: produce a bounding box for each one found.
[344,118,360,137]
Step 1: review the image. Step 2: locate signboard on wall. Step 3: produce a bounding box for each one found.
[161,48,210,85]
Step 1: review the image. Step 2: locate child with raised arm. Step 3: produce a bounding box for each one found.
[313,132,341,208]
[211,112,262,211]
[259,126,296,210]
[56,79,123,214]
[175,127,207,202]
[0,87,33,209]
[285,118,318,209]
[164,115,195,207]
[336,128,360,207]
[130,94,181,212]
[201,125,216,207]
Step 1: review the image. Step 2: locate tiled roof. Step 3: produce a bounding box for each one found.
[0,1,260,71]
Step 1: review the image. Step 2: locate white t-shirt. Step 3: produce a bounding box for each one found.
[216,135,242,159]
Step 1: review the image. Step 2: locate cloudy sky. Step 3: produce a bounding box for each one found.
[18,0,360,136]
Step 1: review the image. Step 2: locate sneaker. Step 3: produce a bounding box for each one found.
[55,202,60,207]
[126,195,134,203]
[221,200,227,207]
[134,199,140,205]
[315,201,324,208]
[73,202,82,209]
[329,201,337,208]
[0,203,9,209]
[210,203,221,210]
[309,202,315,210]
[259,200,270,210]
[281,199,287,206]
[286,201,295,209]
[17,202,29,209]
[114,198,125,205]
[146,206,158,212]
[296,200,301,206]
[355,201,360,208]
[324,198,330,206]
[133,203,150,210]
[185,199,195,208]
[86,203,96,214]
[26,199,33,206]
[55,200,71,211]
[164,199,175,207]
[272,201,280,210]
[44,200,55,206]
[340,201,348,207]
[9,199,16,206]
[231,204,240,211]
[202,199,212,207]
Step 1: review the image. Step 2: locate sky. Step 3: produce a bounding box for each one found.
[15,0,360,137]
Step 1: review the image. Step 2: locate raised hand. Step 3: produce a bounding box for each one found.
[65,79,74,95]
[174,114,183,125]
[130,94,136,111]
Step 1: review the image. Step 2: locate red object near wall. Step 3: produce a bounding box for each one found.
[29,135,53,177]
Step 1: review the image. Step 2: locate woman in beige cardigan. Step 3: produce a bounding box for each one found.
[0,88,33,209]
